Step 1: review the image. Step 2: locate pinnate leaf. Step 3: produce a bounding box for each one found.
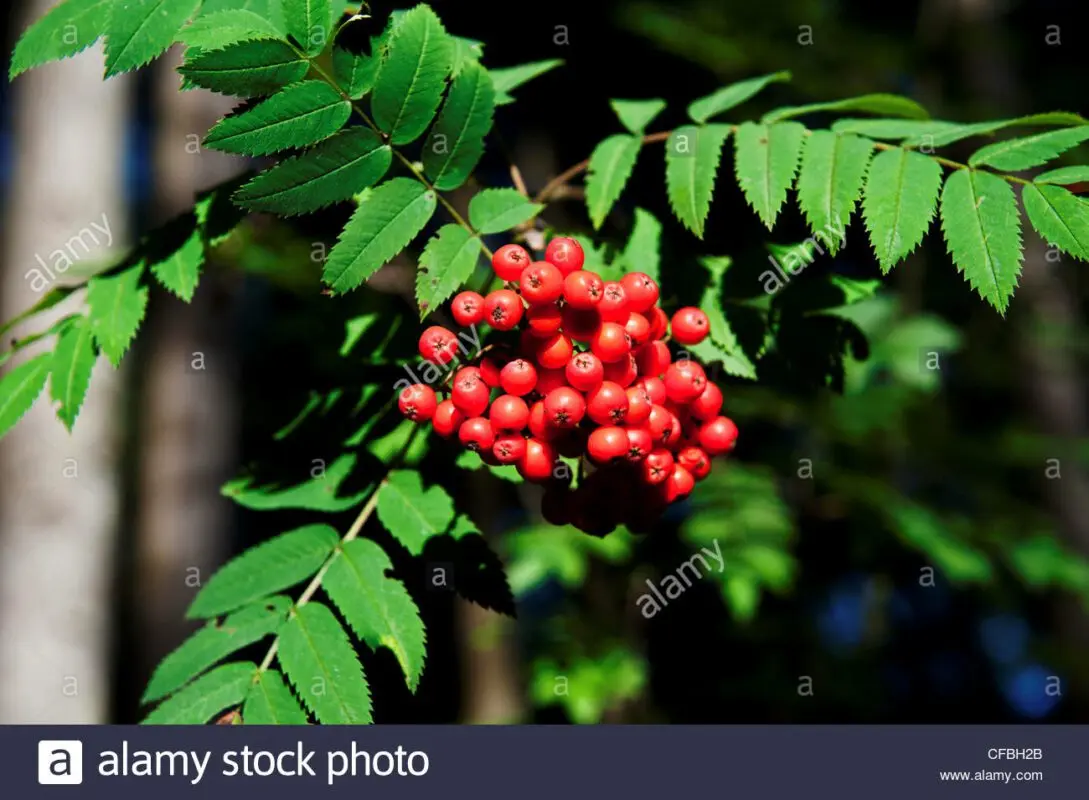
[795,130,872,253]
[234,128,392,216]
[283,0,336,56]
[278,602,372,724]
[585,134,641,230]
[0,353,52,441]
[323,178,437,293]
[861,148,943,272]
[422,61,495,190]
[371,5,453,145]
[177,10,283,51]
[940,169,1023,314]
[489,59,562,105]
[105,0,201,77]
[831,118,962,140]
[180,38,309,96]
[142,597,290,704]
[900,113,1089,149]
[1035,166,1089,186]
[142,662,256,724]
[763,93,928,124]
[188,524,340,618]
[49,316,97,431]
[687,71,791,124]
[619,208,662,283]
[148,212,204,301]
[734,121,806,229]
[1022,183,1089,261]
[968,127,1089,171]
[376,469,455,555]
[10,0,111,79]
[611,98,666,134]
[205,81,351,155]
[323,538,427,691]
[86,264,148,367]
[665,124,730,238]
[468,189,542,234]
[243,669,309,724]
[415,225,483,317]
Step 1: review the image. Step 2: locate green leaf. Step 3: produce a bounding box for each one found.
[243,669,309,724]
[0,353,52,441]
[733,121,806,229]
[142,662,255,724]
[148,213,204,301]
[86,264,148,367]
[204,81,351,155]
[968,127,1089,171]
[940,169,1023,315]
[619,208,662,283]
[1022,183,1089,261]
[861,148,943,272]
[370,5,453,145]
[10,0,111,79]
[222,453,370,511]
[468,188,542,234]
[449,35,483,76]
[795,130,873,253]
[283,0,335,56]
[762,93,929,124]
[1035,166,1089,185]
[278,602,372,724]
[323,178,437,293]
[665,124,730,238]
[49,316,97,431]
[180,38,309,96]
[188,524,340,618]
[610,98,666,134]
[488,59,562,105]
[415,225,483,317]
[234,128,392,216]
[585,134,641,230]
[687,71,791,124]
[177,10,283,51]
[104,0,202,77]
[0,287,76,341]
[455,449,523,483]
[142,597,290,704]
[323,538,426,691]
[688,257,757,379]
[901,112,1089,149]
[331,9,395,98]
[376,469,455,555]
[831,118,963,140]
[422,61,495,190]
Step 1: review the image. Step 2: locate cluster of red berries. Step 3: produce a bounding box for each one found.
[397,236,739,534]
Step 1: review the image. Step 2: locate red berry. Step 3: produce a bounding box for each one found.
[526,302,563,337]
[432,399,464,438]
[663,411,683,448]
[489,394,530,431]
[698,416,738,455]
[625,384,653,425]
[590,321,631,363]
[561,306,601,342]
[563,270,604,309]
[450,291,484,326]
[624,312,651,346]
[598,281,629,323]
[483,289,524,331]
[500,359,537,396]
[534,332,574,370]
[543,386,586,428]
[479,356,502,388]
[397,383,437,422]
[459,417,495,452]
[544,237,585,276]
[677,446,711,480]
[418,326,460,365]
[603,353,638,387]
[451,369,490,417]
[519,438,557,482]
[587,426,629,464]
[519,261,564,305]
[663,360,707,404]
[624,427,653,462]
[690,382,723,421]
[642,449,674,485]
[586,381,629,425]
[527,400,557,440]
[620,272,659,313]
[663,464,695,502]
[635,341,671,377]
[493,434,527,464]
[646,404,677,445]
[492,243,531,282]
[639,376,667,405]
[565,351,604,392]
[647,306,670,339]
[671,307,710,345]
[535,367,568,397]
